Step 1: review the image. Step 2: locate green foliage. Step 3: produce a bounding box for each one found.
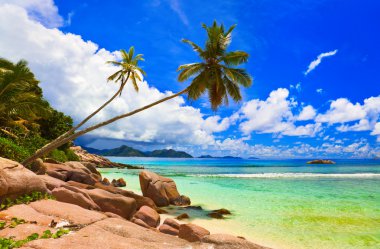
[9,217,26,228]
[47,149,68,162]
[0,58,76,163]
[0,58,49,125]
[37,110,73,140]
[0,137,29,162]
[0,228,69,248]
[16,132,48,154]
[64,148,80,161]
[0,192,55,211]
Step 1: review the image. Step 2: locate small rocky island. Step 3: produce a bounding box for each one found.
[307,159,336,164]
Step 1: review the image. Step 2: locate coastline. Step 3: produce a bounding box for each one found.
[0,155,269,248]
[100,157,380,249]
[100,168,280,249]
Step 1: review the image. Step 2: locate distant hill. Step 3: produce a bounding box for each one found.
[199,155,213,158]
[248,156,259,159]
[198,155,242,159]
[100,145,146,157]
[84,145,193,158]
[146,149,192,158]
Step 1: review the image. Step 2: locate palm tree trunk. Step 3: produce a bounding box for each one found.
[22,75,130,166]
[22,88,189,166]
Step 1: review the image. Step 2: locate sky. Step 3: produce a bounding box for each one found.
[0,0,379,158]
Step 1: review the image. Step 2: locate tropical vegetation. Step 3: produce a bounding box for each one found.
[0,58,78,162]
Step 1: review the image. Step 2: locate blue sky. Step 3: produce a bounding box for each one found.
[0,0,379,158]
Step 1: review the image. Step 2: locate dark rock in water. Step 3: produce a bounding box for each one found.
[176,213,190,220]
[172,195,191,206]
[101,177,111,185]
[208,212,224,219]
[208,208,232,219]
[212,208,231,215]
[307,159,335,164]
[111,178,126,187]
[117,163,144,169]
[185,205,203,210]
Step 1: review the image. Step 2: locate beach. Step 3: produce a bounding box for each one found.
[100,158,380,249]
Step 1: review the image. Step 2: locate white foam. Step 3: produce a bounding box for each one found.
[195,173,380,179]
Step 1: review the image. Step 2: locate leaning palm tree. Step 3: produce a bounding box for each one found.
[22,47,145,165]
[23,21,252,165]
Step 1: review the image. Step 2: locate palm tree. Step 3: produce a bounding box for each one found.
[22,47,145,165]
[0,58,49,131]
[23,21,252,165]
[178,21,252,110]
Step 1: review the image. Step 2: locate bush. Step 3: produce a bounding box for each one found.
[65,149,79,161]
[47,149,68,162]
[17,133,48,154]
[0,137,29,162]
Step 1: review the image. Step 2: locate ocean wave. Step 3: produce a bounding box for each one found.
[194,173,380,179]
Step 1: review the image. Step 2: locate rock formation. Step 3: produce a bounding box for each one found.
[139,170,191,207]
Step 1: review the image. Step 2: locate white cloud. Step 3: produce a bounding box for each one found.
[238,88,294,134]
[316,88,323,94]
[305,49,338,75]
[0,0,63,28]
[315,98,366,124]
[316,96,380,139]
[371,123,380,136]
[237,88,320,137]
[0,3,226,147]
[297,105,316,121]
[202,116,231,133]
[337,119,371,132]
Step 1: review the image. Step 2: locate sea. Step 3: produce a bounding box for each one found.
[98,158,380,249]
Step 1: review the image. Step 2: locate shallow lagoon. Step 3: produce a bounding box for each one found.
[100,158,380,249]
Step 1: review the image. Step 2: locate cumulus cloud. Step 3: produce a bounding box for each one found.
[0,3,227,147]
[0,0,63,28]
[297,105,316,121]
[315,98,366,124]
[305,49,338,75]
[316,96,380,140]
[236,88,321,137]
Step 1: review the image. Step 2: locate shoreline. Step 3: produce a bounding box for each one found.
[99,167,279,249]
[99,158,380,249]
[0,155,269,248]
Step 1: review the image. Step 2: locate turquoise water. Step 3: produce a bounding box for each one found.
[99,158,380,249]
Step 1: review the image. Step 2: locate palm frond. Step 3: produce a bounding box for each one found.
[222,51,249,66]
[177,63,205,82]
[223,67,252,87]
